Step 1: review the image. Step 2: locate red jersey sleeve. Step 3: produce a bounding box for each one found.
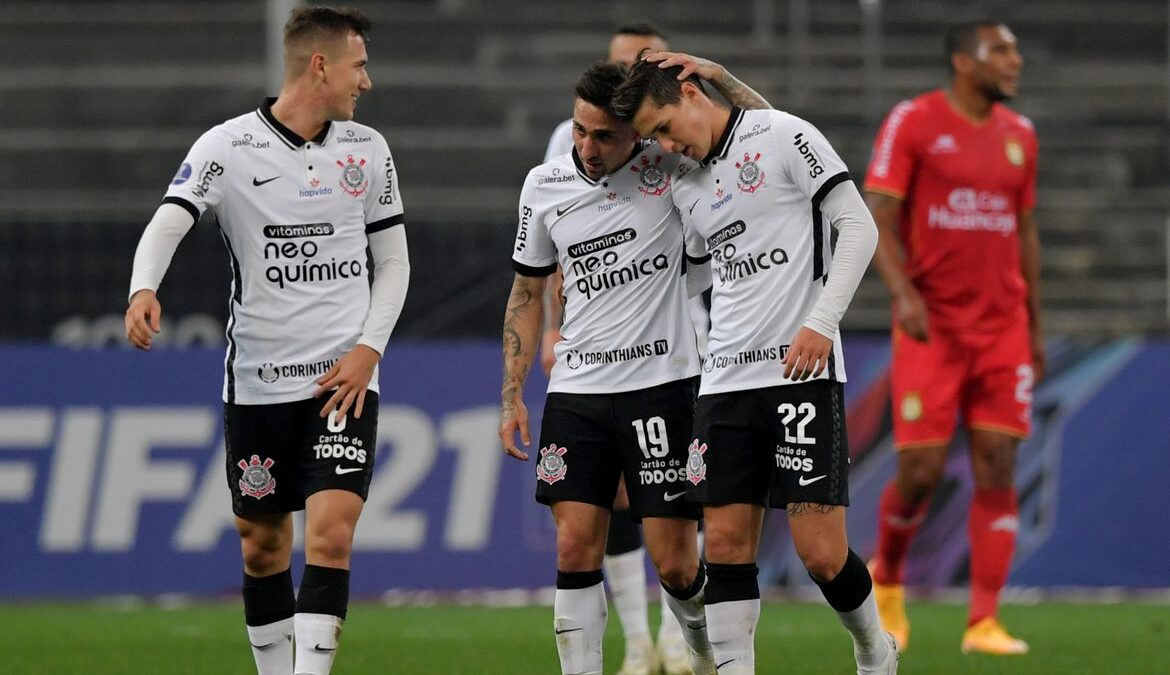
[864,99,919,199]
[1019,120,1038,212]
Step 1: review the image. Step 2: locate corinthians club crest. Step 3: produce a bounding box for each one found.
[537,444,568,484]
[238,454,276,499]
[337,154,368,197]
[631,155,670,196]
[736,152,765,193]
[686,439,708,485]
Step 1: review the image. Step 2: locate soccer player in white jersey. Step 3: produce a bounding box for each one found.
[500,61,719,675]
[613,57,898,674]
[541,27,677,675]
[538,25,771,675]
[124,8,409,675]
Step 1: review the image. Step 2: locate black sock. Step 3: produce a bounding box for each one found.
[605,509,643,555]
[812,549,872,613]
[704,562,759,605]
[296,564,351,620]
[556,569,604,589]
[242,568,295,627]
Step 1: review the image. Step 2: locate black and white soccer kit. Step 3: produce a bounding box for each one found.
[512,146,703,520]
[675,108,859,509]
[161,100,404,514]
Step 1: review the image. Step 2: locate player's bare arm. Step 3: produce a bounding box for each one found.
[539,268,564,376]
[1017,208,1045,379]
[866,190,929,341]
[645,50,772,110]
[314,344,380,420]
[500,273,547,461]
[125,289,163,350]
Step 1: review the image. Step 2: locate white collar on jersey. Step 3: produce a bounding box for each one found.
[701,107,746,167]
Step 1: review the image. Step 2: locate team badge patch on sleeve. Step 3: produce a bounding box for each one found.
[238,454,276,499]
[536,444,568,484]
[686,439,708,485]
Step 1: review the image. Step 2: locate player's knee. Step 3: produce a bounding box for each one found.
[703,526,752,563]
[971,441,1017,487]
[240,539,287,574]
[304,520,355,564]
[798,544,845,583]
[655,558,695,591]
[556,535,603,571]
[899,454,946,499]
[650,542,696,589]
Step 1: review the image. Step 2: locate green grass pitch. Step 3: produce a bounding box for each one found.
[0,600,1166,673]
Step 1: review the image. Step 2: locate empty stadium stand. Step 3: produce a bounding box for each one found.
[1,0,1166,340]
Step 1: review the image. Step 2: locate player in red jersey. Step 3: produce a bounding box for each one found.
[863,21,1042,656]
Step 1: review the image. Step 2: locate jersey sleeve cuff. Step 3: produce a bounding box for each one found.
[366,213,405,234]
[162,196,200,223]
[685,252,712,265]
[811,171,852,205]
[511,259,557,277]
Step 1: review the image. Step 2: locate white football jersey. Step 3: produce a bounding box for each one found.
[164,99,404,404]
[512,146,701,394]
[675,108,852,395]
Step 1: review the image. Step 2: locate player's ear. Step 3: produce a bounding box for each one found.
[951,51,975,76]
[679,80,702,103]
[310,51,328,80]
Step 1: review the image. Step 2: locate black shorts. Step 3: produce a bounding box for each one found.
[224,393,378,516]
[688,380,849,509]
[535,378,701,521]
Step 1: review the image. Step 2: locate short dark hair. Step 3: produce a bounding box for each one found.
[945,20,1002,71]
[284,6,371,53]
[613,22,668,42]
[575,61,629,114]
[611,57,702,121]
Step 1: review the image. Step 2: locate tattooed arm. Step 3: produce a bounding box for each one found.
[645,51,773,110]
[499,272,548,460]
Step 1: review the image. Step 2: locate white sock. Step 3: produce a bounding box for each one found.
[247,617,293,675]
[662,577,713,658]
[837,589,891,668]
[705,599,760,674]
[658,583,684,642]
[554,582,608,675]
[293,612,343,675]
[603,548,651,641]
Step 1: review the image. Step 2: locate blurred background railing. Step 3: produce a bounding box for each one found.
[1,0,1168,345]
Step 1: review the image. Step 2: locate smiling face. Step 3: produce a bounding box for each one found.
[572,98,640,179]
[630,82,715,161]
[321,31,372,120]
[959,24,1022,102]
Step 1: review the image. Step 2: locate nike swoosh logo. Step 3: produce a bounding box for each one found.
[252,176,280,186]
[250,640,282,650]
[335,465,363,475]
[798,474,826,486]
[556,200,582,217]
[663,491,686,502]
[554,627,582,635]
[688,197,701,214]
[313,644,336,653]
[686,621,706,630]
[717,659,736,669]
